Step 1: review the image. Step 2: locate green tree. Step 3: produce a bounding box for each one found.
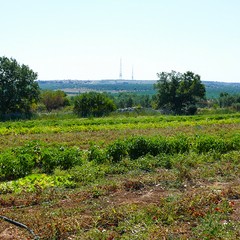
[154,71,206,115]
[0,56,40,118]
[140,95,151,108]
[218,92,240,109]
[74,92,116,117]
[40,90,70,111]
[113,92,153,109]
[126,96,134,108]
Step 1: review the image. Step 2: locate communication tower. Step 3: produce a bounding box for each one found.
[132,65,134,80]
[119,58,122,79]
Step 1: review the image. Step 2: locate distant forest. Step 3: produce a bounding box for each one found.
[38,80,240,99]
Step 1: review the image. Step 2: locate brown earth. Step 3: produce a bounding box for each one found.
[0,178,239,239]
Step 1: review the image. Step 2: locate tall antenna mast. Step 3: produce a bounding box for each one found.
[119,58,122,79]
[132,65,134,80]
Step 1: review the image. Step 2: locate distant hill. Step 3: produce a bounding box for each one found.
[38,80,156,96]
[38,80,240,98]
[203,81,240,98]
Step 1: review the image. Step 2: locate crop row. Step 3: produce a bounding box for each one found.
[0,142,82,180]
[0,114,240,135]
[1,134,240,181]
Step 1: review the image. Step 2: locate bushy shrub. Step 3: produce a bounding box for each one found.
[68,163,106,185]
[40,146,82,173]
[166,135,190,154]
[127,137,151,160]
[0,142,82,179]
[146,137,168,156]
[38,147,59,173]
[107,140,128,163]
[231,134,240,150]
[74,92,116,117]
[87,144,107,164]
[57,146,82,170]
[193,135,236,154]
[126,136,189,160]
[0,150,35,180]
[194,136,216,153]
[17,153,35,176]
[40,90,70,112]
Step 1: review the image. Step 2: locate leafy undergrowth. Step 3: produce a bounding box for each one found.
[0,114,240,239]
[1,134,240,181]
[1,113,240,136]
[1,114,240,151]
[0,150,240,239]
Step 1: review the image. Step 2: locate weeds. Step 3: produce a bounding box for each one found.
[0,113,240,239]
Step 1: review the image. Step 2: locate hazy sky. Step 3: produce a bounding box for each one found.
[1,0,240,82]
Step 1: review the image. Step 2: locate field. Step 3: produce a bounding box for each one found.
[0,113,240,239]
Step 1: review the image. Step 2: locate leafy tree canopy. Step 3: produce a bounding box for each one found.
[218,92,240,108]
[114,92,152,109]
[40,90,70,112]
[0,56,40,118]
[154,71,206,115]
[74,92,116,117]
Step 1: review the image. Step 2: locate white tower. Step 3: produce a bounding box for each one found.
[119,58,122,79]
[132,65,134,80]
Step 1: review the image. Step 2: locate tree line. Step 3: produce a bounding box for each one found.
[1,56,239,120]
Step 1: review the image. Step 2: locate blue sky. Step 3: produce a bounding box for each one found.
[1,0,240,82]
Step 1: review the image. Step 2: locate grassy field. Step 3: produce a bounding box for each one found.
[0,113,240,239]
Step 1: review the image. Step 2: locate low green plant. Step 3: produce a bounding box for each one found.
[0,173,75,193]
[40,146,82,173]
[57,146,82,170]
[68,161,106,185]
[193,135,238,154]
[107,140,128,163]
[87,144,107,164]
[148,137,168,156]
[0,150,35,180]
[127,136,151,160]
[166,135,190,154]
[192,213,237,239]
[0,142,82,180]
[40,147,59,173]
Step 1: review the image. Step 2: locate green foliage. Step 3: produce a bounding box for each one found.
[0,173,75,194]
[113,92,152,108]
[0,142,82,180]
[194,135,238,154]
[193,212,236,239]
[36,145,82,173]
[105,134,239,162]
[127,137,152,160]
[68,162,106,185]
[40,90,70,112]
[123,136,189,160]
[107,140,128,163]
[0,56,40,119]
[87,144,107,164]
[154,70,206,115]
[40,147,60,173]
[167,135,190,154]
[0,150,34,180]
[74,92,116,117]
[1,132,240,182]
[1,111,240,239]
[57,146,82,170]
[218,92,240,112]
[1,113,240,136]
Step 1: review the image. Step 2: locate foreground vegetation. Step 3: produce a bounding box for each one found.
[0,113,240,239]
